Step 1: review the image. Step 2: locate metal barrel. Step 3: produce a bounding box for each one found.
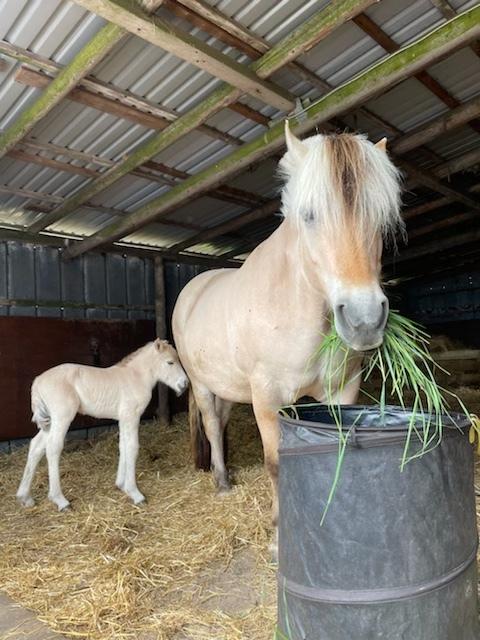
[277,405,479,640]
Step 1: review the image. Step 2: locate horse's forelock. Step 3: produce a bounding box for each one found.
[280,132,403,243]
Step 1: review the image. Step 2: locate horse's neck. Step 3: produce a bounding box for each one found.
[241,220,324,311]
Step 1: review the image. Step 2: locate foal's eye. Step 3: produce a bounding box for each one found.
[167,361,174,365]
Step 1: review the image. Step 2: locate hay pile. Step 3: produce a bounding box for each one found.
[0,407,276,640]
[0,391,479,640]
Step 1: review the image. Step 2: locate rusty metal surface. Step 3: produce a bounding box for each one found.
[0,316,155,440]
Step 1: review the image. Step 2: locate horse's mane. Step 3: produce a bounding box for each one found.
[116,342,152,367]
[278,132,403,243]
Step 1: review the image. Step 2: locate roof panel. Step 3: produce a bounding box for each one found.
[0,0,477,255]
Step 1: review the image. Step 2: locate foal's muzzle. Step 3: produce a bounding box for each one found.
[175,378,189,396]
[334,294,389,352]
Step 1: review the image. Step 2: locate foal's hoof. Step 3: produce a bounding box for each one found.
[131,493,146,506]
[58,502,71,512]
[17,495,35,508]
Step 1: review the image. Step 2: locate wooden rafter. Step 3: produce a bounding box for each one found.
[6,133,265,208]
[0,227,241,268]
[13,64,241,147]
[167,102,480,253]
[0,23,125,158]
[61,7,480,259]
[29,0,371,234]
[71,0,294,112]
[352,11,480,133]
[390,95,480,154]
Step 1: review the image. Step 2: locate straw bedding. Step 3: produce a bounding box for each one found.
[0,392,479,640]
[0,406,276,640]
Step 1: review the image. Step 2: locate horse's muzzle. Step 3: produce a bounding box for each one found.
[333,294,389,352]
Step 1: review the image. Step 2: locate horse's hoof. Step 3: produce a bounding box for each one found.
[17,495,35,508]
[217,484,233,497]
[132,494,146,506]
[59,502,71,512]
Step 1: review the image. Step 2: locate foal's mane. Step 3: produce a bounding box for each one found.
[279,132,403,241]
[116,342,152,367]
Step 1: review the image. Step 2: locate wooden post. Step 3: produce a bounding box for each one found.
[154,256,170,426]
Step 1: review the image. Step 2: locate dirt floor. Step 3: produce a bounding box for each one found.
[0,397,479,640]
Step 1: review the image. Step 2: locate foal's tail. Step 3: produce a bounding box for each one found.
[31,379,51,430]
[189,388,211,471]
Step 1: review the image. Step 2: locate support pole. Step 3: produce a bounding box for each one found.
[155,256,170,426]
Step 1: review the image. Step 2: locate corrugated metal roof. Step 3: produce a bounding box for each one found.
[0,0,478,258]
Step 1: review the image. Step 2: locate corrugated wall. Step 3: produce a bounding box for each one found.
[0,241,156,319]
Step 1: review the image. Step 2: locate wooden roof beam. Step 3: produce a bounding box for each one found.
[352,11,480,133]
[0,0,166,159]
[62,7,480,259]
[0,24,125,159]
[13,65,241,147]
[71,0,294,112]
[30,0,371,234]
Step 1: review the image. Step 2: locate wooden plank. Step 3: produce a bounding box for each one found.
[0,23,126,159]
[2,41,242,146]
[31,0,370,234]
[72,0,294,112]
[6,148,98,178]
[397,158,480,212]
[434,350,480,361]
[352,11,480,133]
[0,226,242,267]
[168,198,281,252]
[154,257,170,426]
[62,7,480,259]
[391,95,480,154]
[404,184,480,221]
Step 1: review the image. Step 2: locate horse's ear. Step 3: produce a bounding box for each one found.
[285,120,307,162]
[154,338,164,351]
[375,137,387,152]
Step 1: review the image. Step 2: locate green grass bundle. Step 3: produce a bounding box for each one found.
[293,310,470,525]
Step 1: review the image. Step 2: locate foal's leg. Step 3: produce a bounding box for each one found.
[16,429,47,507]
[119,414,145,505]
[193,384,230,493]
[115,423,127,491]
[251,392,280,561]
[46,415,74,511]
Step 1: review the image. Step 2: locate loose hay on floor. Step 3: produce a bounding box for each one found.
[0,406,277,640]
[1,393,480,640]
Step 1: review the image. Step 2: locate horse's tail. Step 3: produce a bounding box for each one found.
[31,379,50,430]
[189,387,211,471]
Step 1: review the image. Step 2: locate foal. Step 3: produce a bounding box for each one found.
[17,339,188,510]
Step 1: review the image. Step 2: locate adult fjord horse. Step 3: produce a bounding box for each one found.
[172,123,403,553]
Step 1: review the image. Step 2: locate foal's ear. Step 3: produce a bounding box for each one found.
[375,137,388,152]
[154,338,166,351]
[285,120,307,162]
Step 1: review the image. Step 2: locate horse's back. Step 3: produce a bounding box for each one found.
[173,268,235,323]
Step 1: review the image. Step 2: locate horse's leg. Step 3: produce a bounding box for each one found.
[16,429,47,507]
[120,414,145,505]
[45,415,73,511]
[251,393,280,561]
[115,422,127,491]
[193,384,230,493]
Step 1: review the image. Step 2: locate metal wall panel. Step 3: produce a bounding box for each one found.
[0,240,156,319]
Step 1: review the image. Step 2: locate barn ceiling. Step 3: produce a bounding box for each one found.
[0,0,478,281]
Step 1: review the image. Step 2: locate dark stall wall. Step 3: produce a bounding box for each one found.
[397,269,480,347]
[0,241,214,440]
[0,241,155,320]
[0,317,156,440]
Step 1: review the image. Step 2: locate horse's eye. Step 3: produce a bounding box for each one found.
[167,361,174,365]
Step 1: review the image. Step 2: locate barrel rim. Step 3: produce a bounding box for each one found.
[278,403,470,435]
